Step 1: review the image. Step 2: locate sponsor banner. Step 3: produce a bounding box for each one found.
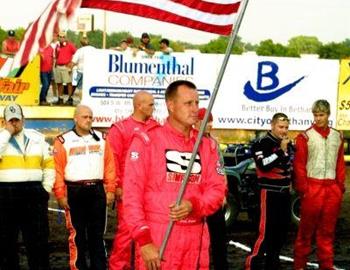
[0,55,40,105]
[82,50,339,130]
[336,59,350,130]
[215,55,339,130]
[82,49,218,126]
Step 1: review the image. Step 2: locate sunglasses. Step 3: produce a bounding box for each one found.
[278,117,290,122]
[59,36,66,38]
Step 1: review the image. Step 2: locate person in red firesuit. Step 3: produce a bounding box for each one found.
[293,99,346,270]
[245,113,293,270]
[108,91,159,270]
[123,80,226,270]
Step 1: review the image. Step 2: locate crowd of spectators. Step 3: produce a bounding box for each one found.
[1,30,174,107]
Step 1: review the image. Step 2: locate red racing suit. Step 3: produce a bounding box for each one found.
[293,125,345,270]
[123,121,226,270]
[107,116,159,270]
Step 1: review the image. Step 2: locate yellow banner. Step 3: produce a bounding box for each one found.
[0,55,40,106]
[336,59,350,130]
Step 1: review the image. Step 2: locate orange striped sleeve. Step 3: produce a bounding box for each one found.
[53,138,67,199]
[103,139,117,193]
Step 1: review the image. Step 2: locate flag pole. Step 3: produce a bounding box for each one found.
[159,0,250,260]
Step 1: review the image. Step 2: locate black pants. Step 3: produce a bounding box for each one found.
[65,182,107,270]
[207,207,228,270]
[245,189,291,270]
[0,182,50,270]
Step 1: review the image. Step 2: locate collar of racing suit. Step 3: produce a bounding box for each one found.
[312,124,330,138]
[267,131,281,144]
[71,126,100,141]
[164,120,197,143]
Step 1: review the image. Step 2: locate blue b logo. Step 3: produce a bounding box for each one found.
[244,61,305,102]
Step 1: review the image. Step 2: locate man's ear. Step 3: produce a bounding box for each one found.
[166,100,174,114]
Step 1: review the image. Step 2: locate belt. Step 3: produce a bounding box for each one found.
[65,180,102,186]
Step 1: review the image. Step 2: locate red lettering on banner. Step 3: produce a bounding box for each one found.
[0,79,30,94]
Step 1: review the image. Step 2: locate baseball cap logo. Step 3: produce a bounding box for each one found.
[9,106,16,113]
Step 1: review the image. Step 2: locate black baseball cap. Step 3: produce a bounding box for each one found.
[8,30,15,37]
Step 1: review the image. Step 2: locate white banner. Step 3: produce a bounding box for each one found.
[82,49,216,126]
[82,50,339,130]
[215,55,339,130]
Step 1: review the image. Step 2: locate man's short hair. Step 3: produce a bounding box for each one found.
[312,99,330,114]
[272,112,289,123]
[160,38,170,46]
[141,32,150,39]
[58,31,66,37]
[165,80,196,101]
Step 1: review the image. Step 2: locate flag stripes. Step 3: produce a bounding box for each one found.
[81,0,242,35]
[10,0,81,76]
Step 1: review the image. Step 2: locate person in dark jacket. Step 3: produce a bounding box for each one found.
[245,112,293,270]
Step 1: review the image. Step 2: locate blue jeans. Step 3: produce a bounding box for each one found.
[40,71,52,102]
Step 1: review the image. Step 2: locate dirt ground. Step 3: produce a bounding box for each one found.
[18,170,350,270]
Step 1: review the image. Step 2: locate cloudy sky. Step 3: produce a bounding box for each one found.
[1,0,350,45]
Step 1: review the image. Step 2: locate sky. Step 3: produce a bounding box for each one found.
[1,0,350,45]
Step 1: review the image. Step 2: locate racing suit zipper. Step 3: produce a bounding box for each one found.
[324,138,327,178]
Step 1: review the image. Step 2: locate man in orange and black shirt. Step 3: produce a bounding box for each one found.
[53,105,116,270]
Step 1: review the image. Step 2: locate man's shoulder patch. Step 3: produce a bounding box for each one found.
[57,135,65,144]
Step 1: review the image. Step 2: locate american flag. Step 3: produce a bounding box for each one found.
[81,0,242,35]
[9,0,81,76]
[10,0,242,75]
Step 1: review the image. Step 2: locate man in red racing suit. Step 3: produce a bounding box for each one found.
[293,100,345,270]
[123,80,226,270]
[108,91,159,270]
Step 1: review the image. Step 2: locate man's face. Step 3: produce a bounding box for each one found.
[74,107,93,134]
[139,95,155,119]
[160,42,166,49]
[7,118,24,135]
[120,41,128,50]
[271,119,289,140]
[313,111,329,129]
[141,36,150,44]
[167,85,199,128]
[59,34,66,44]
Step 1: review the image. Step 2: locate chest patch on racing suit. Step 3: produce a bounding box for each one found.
[165,149,202,184]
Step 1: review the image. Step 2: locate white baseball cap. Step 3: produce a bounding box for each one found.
[3,103,23,121]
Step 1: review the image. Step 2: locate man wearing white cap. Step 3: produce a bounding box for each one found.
[0,103,55,270]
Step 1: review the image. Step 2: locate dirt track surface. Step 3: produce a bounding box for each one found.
[18,172,350,270]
